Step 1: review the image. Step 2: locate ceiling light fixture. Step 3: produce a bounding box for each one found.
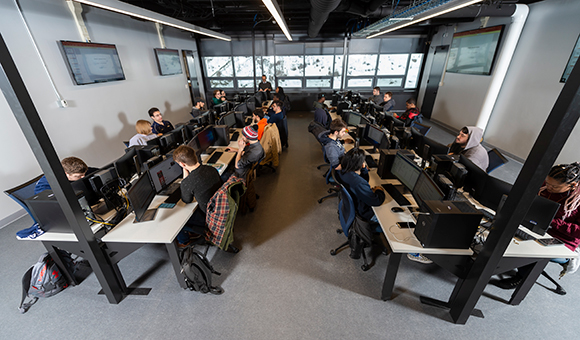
[71,0,231,41]
[355,0,484,39]
[261,0,293,41]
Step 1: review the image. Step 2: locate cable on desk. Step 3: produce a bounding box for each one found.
[388,224,416,243]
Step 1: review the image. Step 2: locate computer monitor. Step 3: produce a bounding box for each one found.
[114,147,138,185]
[391,151,422,190]
[522,195,561,236]
[170,126,185,146]
[71,175,101,206]
[127,173,157,222]
[409,126,425,153]
[147,157,182,193]
[159,133,177,154]
[347,111,363,126]
[214,102,228,114]
[459,155,489,200]
[477,176,512,211]
[412,171,445,210]
[234,102,248,115]
[187,126,216,158]
[363,124,389,151]
[89,167,118,194]
[423,136,449,158]
[146,136,161,149]
[219,111,236,128]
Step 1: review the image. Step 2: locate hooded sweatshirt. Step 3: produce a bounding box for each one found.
[456,126,488,171]
[318,130,345,168]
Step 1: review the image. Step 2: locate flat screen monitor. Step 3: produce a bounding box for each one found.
[188,126,216,158]
[114,147,138,184]
[219,111,236,128]
[391,151,422,190]
[146,136,161,148]
[446,25,505,76]
[409,126,425,152]
[171,126,185,145]
[459,155,489,200]
[423,136,449,156]
[522,196,561,236]
[412,171,444,210]
[88,167,118,194]
[159,133,177,154]
[147,157,182,193]
[477,176,512,212]
[154,48,182,76]
[127,173,157,222]
[71,174,100,206]
[363,124,389,150]
[347,111,362,126]
[59,41,125,85]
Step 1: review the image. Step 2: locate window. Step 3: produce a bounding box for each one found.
[376,78,403,87]
[276,56,304,77]
[209,79,234,88]
[377,54,408,75]
[278,79,302,88]
[405,54,423,89]
[305,56,334,76]
[237,79,254,88]
[204,57,233,77]
[347,78,373,87]
[233,56,254,77]
[347,54,378,76]
[306,79,331,88]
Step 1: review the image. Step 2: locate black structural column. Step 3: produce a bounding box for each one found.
[449,57,580,324]
[0,34,124,303]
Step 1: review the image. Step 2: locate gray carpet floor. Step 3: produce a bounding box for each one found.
[0,112,577,339]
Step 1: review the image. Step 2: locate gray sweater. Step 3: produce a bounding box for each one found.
[180,164,223,213]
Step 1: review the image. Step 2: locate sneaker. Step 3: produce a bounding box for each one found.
[407,253,433,264]
[489,274,522,290]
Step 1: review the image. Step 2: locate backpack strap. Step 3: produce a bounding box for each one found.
[18,266,38,314]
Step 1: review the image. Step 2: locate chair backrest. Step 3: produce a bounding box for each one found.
[4,174,44,223]
[410,122,431,136]
[487,148,509,173]
[338,185,356,236]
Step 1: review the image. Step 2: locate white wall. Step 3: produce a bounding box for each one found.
[0,0,199,223]
[419,0,580,163]
[485,0,580,163]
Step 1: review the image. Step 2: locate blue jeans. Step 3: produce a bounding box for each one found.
[551,258,569,264]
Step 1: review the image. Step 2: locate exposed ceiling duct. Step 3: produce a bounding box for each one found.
[308,0,343,38]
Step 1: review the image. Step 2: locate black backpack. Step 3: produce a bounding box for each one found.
[19,252,71,313]
[180,247,224,295]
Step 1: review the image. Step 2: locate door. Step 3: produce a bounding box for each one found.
[421,45,449,119]
[182,50,201,103]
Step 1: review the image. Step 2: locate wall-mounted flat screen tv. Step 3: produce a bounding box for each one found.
[60,41,126,85]
[446,25,505,76]
[154,48,182,76]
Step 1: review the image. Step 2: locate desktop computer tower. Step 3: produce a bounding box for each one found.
[377,149,414,179]
[414,200,483,249]
[213,125,231,146]
[25,190,95,233]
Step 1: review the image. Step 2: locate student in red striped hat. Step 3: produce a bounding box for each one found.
[226,125,265,179]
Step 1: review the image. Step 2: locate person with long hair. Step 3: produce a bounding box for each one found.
[492,162,580,292]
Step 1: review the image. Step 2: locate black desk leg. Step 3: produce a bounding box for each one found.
[421,278,484,319]
[509,259,549,305]
[166,241,188,289]
[382,253,402,300]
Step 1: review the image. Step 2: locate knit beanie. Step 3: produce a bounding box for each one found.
[242,125,259,141]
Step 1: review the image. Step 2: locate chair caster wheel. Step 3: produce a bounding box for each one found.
[330,250,337,256]
[317,199,323,204]
[336,229,342,234]
[327,189,333,194]
[227,245,240,253]
[361,264,370,271]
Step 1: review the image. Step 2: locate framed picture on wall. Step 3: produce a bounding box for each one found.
[560,34,580,83]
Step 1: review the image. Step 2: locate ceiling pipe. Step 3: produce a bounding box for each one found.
[308,0,342,38]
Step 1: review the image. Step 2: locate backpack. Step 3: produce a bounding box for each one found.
[19,251,71,313]
[180,247,224,295]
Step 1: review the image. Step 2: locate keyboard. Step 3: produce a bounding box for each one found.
[158,181,180,196]
[453,201,477,213]
[231,131,240,141]
[365,155,377,168]
[514,228,536,241]
[164,187,182,204]
[206,151,223,164]
[382,184,412,206]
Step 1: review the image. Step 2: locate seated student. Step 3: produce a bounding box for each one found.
[336,148,385,222]
[314,107,331,129]
[394,98,420,126]
[34,157,97,194]
[318,119,348,169]
[212,89,225,106]
[220,90,227,101]
[276,86,291,111]
[448,126,489,171]
[148,107,174,136]
[252,108,268,141]
[266,100,285,125]
[369,86,382,105]
[226,125,265,179]
[492,163,580,291]
[382,91,396,112]
[172,145,223,245]
[258,75,272,93]
[129,120,157,147]
[190,98,206,118]
[313,93,328,110]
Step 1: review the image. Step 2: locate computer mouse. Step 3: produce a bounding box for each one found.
[391,207,405,213]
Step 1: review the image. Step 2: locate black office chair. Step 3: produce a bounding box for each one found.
[329,183,374,271]
[4,174,44,224]
[487,148,509,173]
[410,121,431,136]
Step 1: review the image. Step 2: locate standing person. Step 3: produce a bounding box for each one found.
[34,157,97,194]
[382,92,396,112]
[492,163,580,292]
[394,98,420,125]
[129,120,157,147]
[190,98,206,118]
[369,87,382,104]
[318,119,348,169]
[148,107,174,135]
[226,125,265,179]
[448,126,489,171]
[172,145,223,245]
